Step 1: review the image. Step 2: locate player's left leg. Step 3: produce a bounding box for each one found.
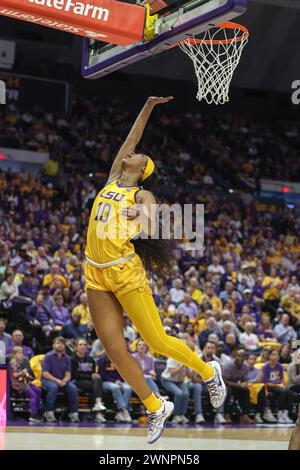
[116,289,227,408]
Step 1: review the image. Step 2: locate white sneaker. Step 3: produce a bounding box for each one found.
[69,412,79,423]
[147,400,174,444]
[205,361,227,408]
[172,415,182,424]
[195,413,205,424]
[92,402,106,412]
[180,415,190,424]
[29,416,43,423]
[277,410,285,423]
[44,411,57,422]
[215,413,226,424]
[122,409,133,423]
[95,412,106,423]
[255,413,263,424]
[115,411,127,422]
[263,408,277,423]
[283,410,293,424]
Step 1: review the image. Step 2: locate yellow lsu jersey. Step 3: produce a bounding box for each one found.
[85,179,142,264]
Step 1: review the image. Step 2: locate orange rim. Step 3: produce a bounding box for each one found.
[173,22,249,48]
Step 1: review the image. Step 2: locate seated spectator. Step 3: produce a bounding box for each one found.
[178,293,198,320]
[199,317,221,349]
[184,323,199,347]
[236,306,257,330]
[207,256,225,285]
[256,346,271,364]
[42,336,79,422]
[41,285,55,312]
[133,339,165,399]
[6,330,34,360]
[98,353,132,423]
[279,344,292,364]
[274,314,297,344]
[43,263,69,288]
[71,293,91,325]
[224,332,238,356]
[71,338,106,423]
[18,271,38,301]
[223,349,255,424]
[215,341,231,367]
[201,283,222,313]
[247,354,259,383]
[35,246,52,273]
[8,346,42,422]
[257,349,293,423]
[220,321,238,342]
[219,282,235,303]
[62,287,74,311]
[262,267,283,318]
[50,292,71,329]
[160,352,190,424]
[235,289,259,323]
[169,279,185,307]
[123,316,137,343]
[196,341,226,424]
[257,314,277,343]
[0,272,19,304]
[61,312,89,340]
[188,276,203,305]
[0,317,12,351]
[239,322,260,354]
[218,309,238,332]
[26,293,54,337]
[287,348,300,394]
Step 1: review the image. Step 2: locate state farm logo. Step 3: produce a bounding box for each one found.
[28,0,110,22]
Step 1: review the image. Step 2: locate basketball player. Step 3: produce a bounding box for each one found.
[84,96,226,444]
[288,403,300,450]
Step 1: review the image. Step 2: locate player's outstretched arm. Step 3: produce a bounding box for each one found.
[107,96,173,183]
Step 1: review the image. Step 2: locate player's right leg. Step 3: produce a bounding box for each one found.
[288,404,300,450]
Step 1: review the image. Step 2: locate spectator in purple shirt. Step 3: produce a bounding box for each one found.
[98,353,132,423]
[0,317,12,351]
[6,330,34,360]
[223,349,255,424]
[26,293,54,337]
[178,293,198,320]
[42,336,79,422]
[257,314,277,342]
[133,339,165,399]
[18,272,39,300]
[257,349,293,424]
[50,292,71,328]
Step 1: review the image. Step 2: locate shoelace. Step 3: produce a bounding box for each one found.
[147,411,164,434]
[207,375,221,399]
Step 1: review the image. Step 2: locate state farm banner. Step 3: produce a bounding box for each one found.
[0,0,146,45]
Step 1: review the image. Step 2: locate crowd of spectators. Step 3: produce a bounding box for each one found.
[0,97,300,425]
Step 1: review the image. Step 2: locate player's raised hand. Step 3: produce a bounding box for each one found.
[147,96,174,106]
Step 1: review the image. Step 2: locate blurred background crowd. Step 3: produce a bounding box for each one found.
[0,97,299,426]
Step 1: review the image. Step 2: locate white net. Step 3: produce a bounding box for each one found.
[179,23,249,105]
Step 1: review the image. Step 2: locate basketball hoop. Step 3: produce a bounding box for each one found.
[177,22,249,105]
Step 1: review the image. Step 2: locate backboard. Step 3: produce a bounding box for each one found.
[82,0,248,79]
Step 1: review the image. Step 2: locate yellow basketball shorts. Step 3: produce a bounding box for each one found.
[84,253,152,296]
